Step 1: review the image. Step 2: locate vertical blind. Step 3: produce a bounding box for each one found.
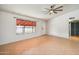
[16,19,36,26]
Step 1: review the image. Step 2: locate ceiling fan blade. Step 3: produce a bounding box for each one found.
[50,4,56,9]
[55,5,63,10]
[53,11,57,14]
[42,11,49,14]
[44,8,50,10]
[54,9,63,11]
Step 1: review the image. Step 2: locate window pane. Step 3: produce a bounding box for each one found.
[25,26,32,33]
[32,26,36,32]
[16,26,24,34]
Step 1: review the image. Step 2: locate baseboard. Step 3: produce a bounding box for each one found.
[0,34,46,45]
[47,34,68,39]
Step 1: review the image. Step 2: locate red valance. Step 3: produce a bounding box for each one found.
[16,19,36,26]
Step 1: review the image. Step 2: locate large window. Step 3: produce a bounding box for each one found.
[16,19,36,34]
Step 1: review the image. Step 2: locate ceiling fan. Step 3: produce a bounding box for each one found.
[43,5,63,15]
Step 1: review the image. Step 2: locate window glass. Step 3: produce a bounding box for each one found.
[25,26,32,33]
[16,26,24,34]
[32,26,36,32]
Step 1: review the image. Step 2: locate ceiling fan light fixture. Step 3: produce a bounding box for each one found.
[49,11,54,15]
[43,4,63,15]
[50,11,53,13]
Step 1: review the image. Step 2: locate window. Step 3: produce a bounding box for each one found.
[16,25,24,34]
[32,26,36,32]
[16,19,36,34]
[25,26,33,33]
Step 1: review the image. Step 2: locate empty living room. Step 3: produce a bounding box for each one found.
[0,4,79,55]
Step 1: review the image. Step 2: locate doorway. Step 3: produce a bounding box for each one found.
[69,20,79,41]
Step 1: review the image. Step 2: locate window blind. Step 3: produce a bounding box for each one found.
[16,19,36,26]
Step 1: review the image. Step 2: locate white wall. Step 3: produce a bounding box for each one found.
[0,11,46,45]
[48,9,79,39]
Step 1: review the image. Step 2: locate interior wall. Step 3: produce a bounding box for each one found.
[48,9,79,39]
[0,11,46,45]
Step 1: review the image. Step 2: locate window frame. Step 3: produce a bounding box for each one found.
[16,19,36,34]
